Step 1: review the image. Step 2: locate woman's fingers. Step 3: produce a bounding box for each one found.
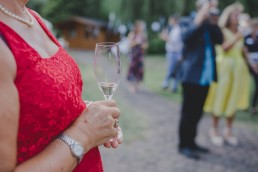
[103,139,119,149]
[103,142,111,148]
[85,100,120,119]
[96,100,117,107]
[103,127,123,149]
[110,140,119,148]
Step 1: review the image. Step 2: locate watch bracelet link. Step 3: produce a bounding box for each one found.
[58,134,76,146]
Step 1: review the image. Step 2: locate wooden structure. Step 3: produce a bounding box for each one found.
[56,16,119,50]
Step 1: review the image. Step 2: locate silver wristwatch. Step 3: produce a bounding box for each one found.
[58,133,85,163]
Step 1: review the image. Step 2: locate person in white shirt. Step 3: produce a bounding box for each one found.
[160,14,183,92]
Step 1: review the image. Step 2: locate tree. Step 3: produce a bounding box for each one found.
[27,0,47,14]
[31,0,258,24]
[41,0,102,23]
[27,0,258,54]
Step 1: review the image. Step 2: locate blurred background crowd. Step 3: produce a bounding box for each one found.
[28,0,258,157]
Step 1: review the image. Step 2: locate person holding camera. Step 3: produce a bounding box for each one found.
[178,0,223,159]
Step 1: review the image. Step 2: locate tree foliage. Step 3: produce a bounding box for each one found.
[29,0,258,25]
[34,0,102,23]
[27,0,47,14]
[27,0,258,54]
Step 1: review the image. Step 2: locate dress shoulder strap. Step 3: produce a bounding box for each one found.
[0,21,30,54]
[0,20,39,74]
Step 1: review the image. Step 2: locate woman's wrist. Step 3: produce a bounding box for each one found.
[64,126,92,152]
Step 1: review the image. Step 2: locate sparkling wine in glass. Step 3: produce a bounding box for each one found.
[94,42,121,100]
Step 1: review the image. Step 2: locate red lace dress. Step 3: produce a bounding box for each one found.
[0,10,103,172]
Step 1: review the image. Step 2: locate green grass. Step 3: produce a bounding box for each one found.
[143,55,182,102]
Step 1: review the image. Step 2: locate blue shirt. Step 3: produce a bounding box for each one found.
[200,31,214,86]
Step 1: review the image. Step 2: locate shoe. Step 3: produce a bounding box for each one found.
[223,128,238,146]
[224,135,238,146]
[192,144,209,153]
[209,128,224,146]
[179,147,200,160]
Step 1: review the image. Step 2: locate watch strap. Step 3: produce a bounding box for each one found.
[58,133,77,146]
[58,133,83,163]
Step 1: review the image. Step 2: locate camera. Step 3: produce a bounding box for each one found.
[209,8,220,16]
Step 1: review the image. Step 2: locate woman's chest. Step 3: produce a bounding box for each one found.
[15,50,83,112]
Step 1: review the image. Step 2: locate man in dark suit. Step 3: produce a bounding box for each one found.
[178,0,223,159]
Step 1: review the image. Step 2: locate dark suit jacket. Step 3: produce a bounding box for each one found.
[180,20,223,85]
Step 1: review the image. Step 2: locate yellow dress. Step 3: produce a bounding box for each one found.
[204,28,250,117]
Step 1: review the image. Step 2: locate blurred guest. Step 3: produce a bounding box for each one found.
[204,3,251,147]
[127,20,148,93]
[160,14,183,93]
[178,0,223,159]
[244,18,258,115]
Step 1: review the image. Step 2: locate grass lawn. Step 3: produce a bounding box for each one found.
[143,54,182,102]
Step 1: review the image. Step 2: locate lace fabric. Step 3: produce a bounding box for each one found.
[0,9,103,172]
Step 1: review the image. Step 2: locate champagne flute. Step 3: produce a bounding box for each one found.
[94,42,121,100]
[94,42,122,142]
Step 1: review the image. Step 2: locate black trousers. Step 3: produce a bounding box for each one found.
[179,82,209,148]
[251,70,258,108]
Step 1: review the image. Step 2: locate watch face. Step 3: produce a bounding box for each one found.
[71,143,84,157]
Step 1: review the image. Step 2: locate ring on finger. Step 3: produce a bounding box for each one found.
[114,119,119,128]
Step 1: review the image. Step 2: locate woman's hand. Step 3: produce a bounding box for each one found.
[65,100,121,151]
[250,63,258,74]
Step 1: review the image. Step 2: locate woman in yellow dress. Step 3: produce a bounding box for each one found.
[204,3,250,146]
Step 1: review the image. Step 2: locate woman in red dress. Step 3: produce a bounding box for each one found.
[0,0,122,171]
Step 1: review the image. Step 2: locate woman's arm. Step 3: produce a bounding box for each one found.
[141,34,149,50]
[0,38,19,172]
[0,40,120,172]
[221,31,243,52]
[159,28,169,42]
[127,32,138,48]
[183,4,209,46]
